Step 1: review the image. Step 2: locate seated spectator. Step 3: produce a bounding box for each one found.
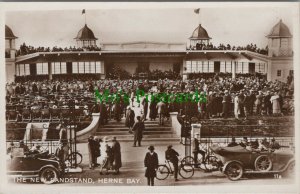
[227,137,238,147]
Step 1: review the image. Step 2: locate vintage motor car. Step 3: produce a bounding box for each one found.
[7,149,65,184]
[210,144,295,181]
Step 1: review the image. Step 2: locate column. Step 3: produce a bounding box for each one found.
[232,61,236,79]
[48,62,52,80]
[267,60,272,81]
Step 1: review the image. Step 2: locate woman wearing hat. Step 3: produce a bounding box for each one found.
[144,145,158,186]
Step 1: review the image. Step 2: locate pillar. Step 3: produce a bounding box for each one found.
[48,62,52,80]
[232,61,236,79]
[267,60,272,81]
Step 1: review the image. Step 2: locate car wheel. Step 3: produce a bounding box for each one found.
[40,167,58,184]
[254,155,273,172]
[225,162,243,181]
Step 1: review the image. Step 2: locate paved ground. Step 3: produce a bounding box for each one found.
[9,141,295,186]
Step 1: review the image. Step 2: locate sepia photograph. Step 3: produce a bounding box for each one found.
[1,2,299,193]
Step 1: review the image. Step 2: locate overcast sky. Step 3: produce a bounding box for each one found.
[5,7,294,49]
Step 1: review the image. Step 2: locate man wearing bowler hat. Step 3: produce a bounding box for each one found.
[144,145,158,186]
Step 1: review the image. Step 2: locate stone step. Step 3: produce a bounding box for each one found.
[98,128,172,132]
[102,123,171,128]
[96,130,175,135]
[94,133,179,140]
[107,120,170,125]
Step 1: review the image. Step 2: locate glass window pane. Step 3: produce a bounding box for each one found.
[19,64,24,76]
[243,63,249,73]
[78,62,84,73]
[203,61,208,72]
[25,64,30,75]
[90,61,96,73]
[95,61,101,73]
[226,62,232,73]
[191,61,197,73]
[72,62,78,74]
[84,62,90,73]
[209,61,214,73]
[61,62,66,74]
[198,61,203,73]
[220,61,226,73]
[186,61,191,73]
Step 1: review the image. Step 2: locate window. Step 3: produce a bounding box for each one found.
[60,62,67,74]
[16,64,30,76]
[90,61,96,73]
[236,62,243,73]
[203,61,208,72]
[191,61,197,73]
[220,61,226,73]
[277,70,282,77]
[36,63,48,75]
[255,63,265,73]
[186,61,192,73]
[96,61,102,73]
[72,62,78,74]
[225,62,232,73]
[208,61,214,73]
[280,38,288,48]
[84,62,90,73]
[198,61,203,73]
[243,63,249,74]
[78,62,85,73]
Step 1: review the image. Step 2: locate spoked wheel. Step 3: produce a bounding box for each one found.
[67,152,83,165]
[225,162,244,181]
[204,155,219,171]
[254,155,272,172]
[181,156,205,170]
[179,164,194,179]
[40,167,58,184]
[156,165,169,180]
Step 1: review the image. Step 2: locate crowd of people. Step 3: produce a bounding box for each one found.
[16,43,101,56]
[188,42,269,55]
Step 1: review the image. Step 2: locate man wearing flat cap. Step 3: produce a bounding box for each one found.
[165,145,179,181]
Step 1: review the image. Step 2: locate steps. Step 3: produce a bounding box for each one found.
[96,118,180,142]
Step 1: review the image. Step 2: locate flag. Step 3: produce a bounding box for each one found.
[82,9,85,14]
[194,8,200,14]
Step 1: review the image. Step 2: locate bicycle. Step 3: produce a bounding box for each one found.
[156,159,194,180]
[66,151,83,165]
[182,152,219,171]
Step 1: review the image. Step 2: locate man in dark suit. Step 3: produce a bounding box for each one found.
[144,145,158,186]
[222,90,231,118]
[132,116,145,147]
[165,145,179,181]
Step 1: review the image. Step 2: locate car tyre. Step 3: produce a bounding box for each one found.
[40,167,58,184]
[254,155,272,172]
[225,162,244,181]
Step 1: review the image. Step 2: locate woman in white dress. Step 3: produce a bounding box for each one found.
[270,91,281,115]
[234,93,240,119]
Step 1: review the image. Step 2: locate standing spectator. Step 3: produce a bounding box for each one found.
[165,145,179,181]
[249,90,256,115]
[238,90,245,117]
[111,137,122,174]
[156,100,166,126]
[125,106,135,133]
[264,91,272,115]
[149,96,158,121]
[270,91,281,115]
[144,145,158,186]
[88,135,96,169]
[234,92,240,119]
[99,102,108,125]
[132,116,145,147]
[255,91,263,115]
[142,97,148,120]
[222,90,231,118]
[269,138,280,150]
[243,91,252,119]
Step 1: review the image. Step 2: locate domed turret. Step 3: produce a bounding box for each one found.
[267,19,292,57]
[5,25,18,39]
[189,24,211,48]
[75,24,98,48]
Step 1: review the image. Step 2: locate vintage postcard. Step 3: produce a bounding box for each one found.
[0,2,299,194]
